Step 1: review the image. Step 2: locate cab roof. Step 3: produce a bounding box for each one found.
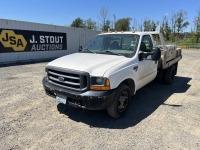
[98,31,160,36]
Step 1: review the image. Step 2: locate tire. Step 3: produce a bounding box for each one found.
[174,62,178,75]
[107,84,131,119]
[156,69,164,83]
[164,66,175,84]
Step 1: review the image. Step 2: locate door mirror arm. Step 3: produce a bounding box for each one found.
[79,46,83,52]
[138,51,153,61]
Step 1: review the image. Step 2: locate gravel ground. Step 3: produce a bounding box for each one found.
[0,49,200,150]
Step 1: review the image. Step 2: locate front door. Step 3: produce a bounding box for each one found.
[137,35,158,89]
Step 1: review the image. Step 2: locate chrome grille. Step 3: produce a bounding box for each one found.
[47,68,88,91]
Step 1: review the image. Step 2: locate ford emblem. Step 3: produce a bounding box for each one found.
[58,77,65,82]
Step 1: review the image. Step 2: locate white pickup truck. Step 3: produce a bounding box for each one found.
[43,31,182,118]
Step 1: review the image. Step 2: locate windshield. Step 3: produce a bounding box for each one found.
[82,34,140,58]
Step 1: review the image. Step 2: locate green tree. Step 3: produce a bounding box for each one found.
[71,18,85,28]
[151,21,157,31]
[175,10,189,39]
[99,7,109,31]
[164,21,171,41]
[143,19,151,31]
[115,18,131,31]
[102,20,111,32]
[85,18,97,30]
[190,31,197,43]
[171,12,177,42]
[143,19,157,31]
[194,8,200,43]
[162,15,171,41]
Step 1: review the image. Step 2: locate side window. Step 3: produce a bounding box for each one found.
[140,35,153,52]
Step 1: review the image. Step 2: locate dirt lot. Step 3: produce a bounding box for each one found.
[0,49,200,150]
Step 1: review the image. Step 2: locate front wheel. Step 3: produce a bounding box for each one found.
[107,84,131,119]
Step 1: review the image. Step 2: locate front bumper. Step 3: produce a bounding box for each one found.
[43,77,116,110]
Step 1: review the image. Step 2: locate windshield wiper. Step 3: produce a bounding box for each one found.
[104,50,123,56]
[82,49,96,54]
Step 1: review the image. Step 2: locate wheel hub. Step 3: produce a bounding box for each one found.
[118,92,128,112]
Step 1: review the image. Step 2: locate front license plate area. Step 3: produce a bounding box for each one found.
[56,94,67,104]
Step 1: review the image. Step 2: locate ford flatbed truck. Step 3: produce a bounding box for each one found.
[43,31,182,118]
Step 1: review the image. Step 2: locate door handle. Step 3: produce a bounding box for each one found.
[133,66,138,71]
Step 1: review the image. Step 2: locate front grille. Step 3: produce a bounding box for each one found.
[47,68,88,91]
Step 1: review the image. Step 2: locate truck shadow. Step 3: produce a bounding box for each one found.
[57,76,191,129]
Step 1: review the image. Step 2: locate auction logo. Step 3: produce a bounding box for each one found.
[0,30,27,51]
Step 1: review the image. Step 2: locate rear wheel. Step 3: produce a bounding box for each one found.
[107,84,131,119]
[164,65,175,84]
[156,69,164,83]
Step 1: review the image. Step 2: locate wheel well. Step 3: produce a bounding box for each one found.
[121,79,135,96]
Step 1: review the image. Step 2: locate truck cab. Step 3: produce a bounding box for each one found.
[43,31,181,118]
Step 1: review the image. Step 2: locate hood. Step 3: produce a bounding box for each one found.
[47,53,128,76]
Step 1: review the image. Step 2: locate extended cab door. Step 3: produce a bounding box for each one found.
[137,34,158,89]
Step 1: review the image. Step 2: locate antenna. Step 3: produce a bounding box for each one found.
[113,14,116,30]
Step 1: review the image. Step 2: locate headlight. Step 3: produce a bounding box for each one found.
[90,77,110,91]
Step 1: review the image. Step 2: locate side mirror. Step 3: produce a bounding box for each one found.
[139,50,154,61]
[139,51,147,61]
[151,48,161,61]
[139,48,161,61]
[79,45,83,52]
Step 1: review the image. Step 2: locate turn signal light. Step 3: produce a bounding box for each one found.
[90,79,110,91]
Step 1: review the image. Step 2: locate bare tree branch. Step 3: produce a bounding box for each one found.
[99,6,109,31]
